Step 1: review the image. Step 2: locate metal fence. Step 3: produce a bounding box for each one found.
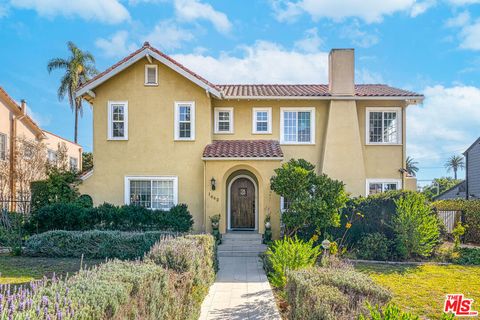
[437,210,461,233]
[0,200,31,215]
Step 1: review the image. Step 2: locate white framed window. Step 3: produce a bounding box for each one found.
[366,179,401,195]
[69,157,78,172]
[0,133,6,161]
[145,64,158,85]
[280,196,291,213]
[280,107,315,144]
[174,101,195,140]
[125,176,178,210]
[47,149,57,164]
[252,108,272,134]
[366,107,402,145]
[107,101,128,140]
[214,107,234,134]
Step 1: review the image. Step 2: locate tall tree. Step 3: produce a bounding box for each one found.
[406,156,419,176]
[444,155,465,180]
[47,42,97,143]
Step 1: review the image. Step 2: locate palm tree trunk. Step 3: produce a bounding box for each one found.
[74,99,79,143]
[454,168,457,180]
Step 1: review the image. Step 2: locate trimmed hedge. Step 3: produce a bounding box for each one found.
[432,199,480,244]
[286,266,391,320]
[6,234,216,319]
[24,230,173,259]
[28,203,194,234]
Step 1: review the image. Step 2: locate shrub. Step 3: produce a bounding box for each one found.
[454,247,480,265]
[286,266,391,320]
[394,193,440,259]
[27,203,194,233]
[356,233,391,261]
[265,236,321,288]
[24,230,171,259]
[359,303,420,320]
[432,199,480,244]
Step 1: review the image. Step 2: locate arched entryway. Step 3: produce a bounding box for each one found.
[227,172,258,231]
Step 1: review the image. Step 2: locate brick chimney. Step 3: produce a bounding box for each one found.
[328,49,355,96]
[20,99,26,114]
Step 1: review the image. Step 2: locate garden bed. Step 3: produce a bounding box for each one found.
[355,263,480,319]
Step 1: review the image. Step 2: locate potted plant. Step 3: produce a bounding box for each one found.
[263,213,272,244]
[210,214,221,244]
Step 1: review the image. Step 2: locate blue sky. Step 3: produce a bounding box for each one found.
[1,0,480,185]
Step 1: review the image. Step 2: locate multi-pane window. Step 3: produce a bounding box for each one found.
[127,177,178,210]
[145,65,158,85]
[215,108,233,134]
[108,101,128,140]
[367,180,399,195]
[47,149,57,164]
[280,108,314,144]
[367,108,401,144]
[252,108,271,134]
[0,133,6,161]
[70,157,78,172]
[175,102,195,140]
[280,197,291,213]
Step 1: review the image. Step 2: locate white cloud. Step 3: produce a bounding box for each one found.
[95,31,137,58]
[459,20,480,50]
[445,11,470,27]
[407,85,480,164]
[144,20,194,50]
[446,0,480,5]
[271,0,427,23]
[356,69,384,83]
[171,41,329,84]
[294,28,323,53]
[340,21,379,48]
[173,0,232,34]
[10,0,130,24]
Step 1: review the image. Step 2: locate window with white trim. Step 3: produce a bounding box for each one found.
[125,176,178,210]
[252,108,272,134]
[214,107,234,134]
[47,149,57,164]
[366,108,401,144]
[0,133,6,161]
[280,196,291,213]
[367,180,400,195]
[69,157,78,172]
[108,101,128,140]
[145,64,158,85]
[174,102,195,140]
[280,108,315,144]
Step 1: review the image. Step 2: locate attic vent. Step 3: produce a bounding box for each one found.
[145,65,158,85]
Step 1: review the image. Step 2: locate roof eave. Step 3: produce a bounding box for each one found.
[219,95,424,101]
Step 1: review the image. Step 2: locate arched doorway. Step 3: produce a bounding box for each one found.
[227,173,258,230]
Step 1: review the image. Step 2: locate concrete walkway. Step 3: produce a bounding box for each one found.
[199,256,281,320]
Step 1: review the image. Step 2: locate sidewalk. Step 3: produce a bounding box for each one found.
[199,256,281,320]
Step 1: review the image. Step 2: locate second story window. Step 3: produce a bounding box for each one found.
[47,149,57,164]
[70,157,78,172]
[214,107,234,134]
[252,108,272,134]
[280,108,315,144]
[367,179,400,195]
[145,64,158,85]
[366,108,401,144]
[174,102,195,140]
[108,101,128,140]
[0,133,6,160]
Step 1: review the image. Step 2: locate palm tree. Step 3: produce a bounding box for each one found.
[406,156,419,176]
[47,42,97,143]
[445,155,465,179]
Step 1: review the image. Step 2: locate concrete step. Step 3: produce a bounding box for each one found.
[218,244,267,251]
[222,233,262,240]
[217,233,267,257]
[218,251,264,257]
[221,239,263,245]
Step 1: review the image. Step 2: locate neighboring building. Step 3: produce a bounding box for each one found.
[77,43,423,237]
[0,86,82,210]
[433,137,480,201]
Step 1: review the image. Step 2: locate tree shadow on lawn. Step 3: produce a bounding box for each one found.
[354,262,421,275]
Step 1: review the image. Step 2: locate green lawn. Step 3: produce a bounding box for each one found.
[356,263,480,319]
[0,255,103,285]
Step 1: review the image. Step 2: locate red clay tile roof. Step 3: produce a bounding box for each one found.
[217,84,422,98]
[203,140,284,158]
[78,42,220,94]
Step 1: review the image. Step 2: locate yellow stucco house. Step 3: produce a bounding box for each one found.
[77,43,422,238]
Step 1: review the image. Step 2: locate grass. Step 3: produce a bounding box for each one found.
[0,254,103,285]
[355,263,480,319]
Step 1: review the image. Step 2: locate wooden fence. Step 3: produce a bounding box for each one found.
[437,210,461,233]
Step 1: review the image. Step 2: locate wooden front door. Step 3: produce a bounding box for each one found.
[230,177,255,229]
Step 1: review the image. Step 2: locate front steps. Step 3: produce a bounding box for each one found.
[217,232,267,257]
